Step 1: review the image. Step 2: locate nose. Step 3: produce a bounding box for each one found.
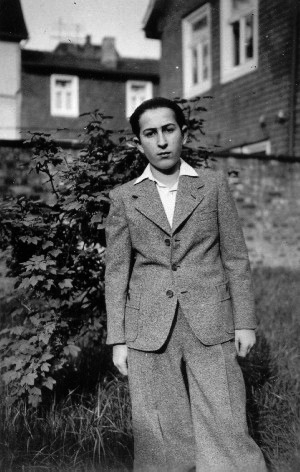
[157,130,168,148]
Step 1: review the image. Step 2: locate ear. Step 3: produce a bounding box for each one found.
[182,125,188,145]
[133,137,145,154]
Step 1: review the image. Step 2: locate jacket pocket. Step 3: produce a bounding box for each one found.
[204,282,234,334]
[216,282,234,333]
[202,281,231,304]
[125,290,141,309]
[125,291,141,341]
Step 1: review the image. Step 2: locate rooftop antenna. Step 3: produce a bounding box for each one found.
[50,18,85,45]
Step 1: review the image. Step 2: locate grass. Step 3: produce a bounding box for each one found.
[0,266,300,471]
[244,267,300,471]
[0,377,133,472]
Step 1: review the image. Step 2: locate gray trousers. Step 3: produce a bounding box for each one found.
[127,306,267,472]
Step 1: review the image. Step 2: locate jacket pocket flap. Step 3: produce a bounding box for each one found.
[215,281,231,301]
[198,209,217,221]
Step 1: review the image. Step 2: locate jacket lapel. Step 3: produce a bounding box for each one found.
[131,174,205,235]
[172,175,205,233]
[132,179,172,235]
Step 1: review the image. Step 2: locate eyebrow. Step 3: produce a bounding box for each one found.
[142,123,176,133]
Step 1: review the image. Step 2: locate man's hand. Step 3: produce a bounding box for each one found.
[113,344,128,375]
[235,329,256,357]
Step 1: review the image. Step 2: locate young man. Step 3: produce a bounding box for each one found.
[105,97,267,472]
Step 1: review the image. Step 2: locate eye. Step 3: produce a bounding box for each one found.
[144,130,156,138]
[165,126,175,133]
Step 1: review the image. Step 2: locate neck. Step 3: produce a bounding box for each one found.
[150,161,180,187]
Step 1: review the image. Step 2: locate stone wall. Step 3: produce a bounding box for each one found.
[0,143,39,196]
[0,142,299,268]
[216,155,300,268]
[0,141,79,196]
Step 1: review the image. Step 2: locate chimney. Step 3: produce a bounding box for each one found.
[84,34,94,56]
[101,37,117,68]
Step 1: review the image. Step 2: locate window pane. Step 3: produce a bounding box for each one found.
[130,83,148,110]
[192,16,207,31]
[203,42,209,80]
[192,47,199,84]
[245,14,254,59]
[232,21,240,66]
[56,79,71,88]
[131,84,145,92]
[66,92,72,110]
[56,91,62,109]
[232,0,252,12]
[131,97,136,111]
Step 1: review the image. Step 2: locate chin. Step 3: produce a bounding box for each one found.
[161,157,179,166]
[158,162,179,173]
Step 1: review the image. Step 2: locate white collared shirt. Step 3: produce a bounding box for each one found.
[134,159,198,227]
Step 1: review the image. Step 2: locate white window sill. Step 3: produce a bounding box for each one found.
[183,81,212,99]
[51,110,79,118]
[221,61,258,84]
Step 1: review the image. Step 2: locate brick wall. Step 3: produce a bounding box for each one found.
[158,0,297,157]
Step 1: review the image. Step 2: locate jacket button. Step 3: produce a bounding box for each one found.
[165,238,171,246]
[172,263,177,271]
[166,290,174,298]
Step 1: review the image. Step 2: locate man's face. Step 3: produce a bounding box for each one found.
[136,107,187,172]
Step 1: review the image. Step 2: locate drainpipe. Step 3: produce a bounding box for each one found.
[289,0,299,157]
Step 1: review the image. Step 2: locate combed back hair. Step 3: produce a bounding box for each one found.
[129,97,187,138]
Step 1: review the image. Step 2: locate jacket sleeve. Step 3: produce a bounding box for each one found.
[217,171,257,330]
[105,188,133,345]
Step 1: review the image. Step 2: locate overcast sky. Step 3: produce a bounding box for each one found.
[20,0,160,59]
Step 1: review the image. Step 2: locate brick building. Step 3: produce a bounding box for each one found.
[144,0,300,157]
[0,0,159,142]
[0,0,28,140]
[21,36,159,141]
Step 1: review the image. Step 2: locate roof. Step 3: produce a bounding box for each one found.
[143,0,167,39]
[0,0,28,42]
[54,39,108,60]
[21,48,159,81]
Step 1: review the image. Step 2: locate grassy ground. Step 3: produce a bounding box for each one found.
[0,266,300,471]
[0,378,133,472]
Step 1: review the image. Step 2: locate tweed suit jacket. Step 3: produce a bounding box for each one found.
[105,166,257,351]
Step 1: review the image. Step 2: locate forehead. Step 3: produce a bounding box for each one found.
[139,107,177,130]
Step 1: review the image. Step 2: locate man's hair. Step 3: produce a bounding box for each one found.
[129,97,187,138]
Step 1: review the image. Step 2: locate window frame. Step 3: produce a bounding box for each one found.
[220,0,259,83]
[231,140,271,155]
[50,74,79,118]
[125,80,153,118]
[182,3,212,98]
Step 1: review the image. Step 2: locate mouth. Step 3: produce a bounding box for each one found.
[157,152,171,157]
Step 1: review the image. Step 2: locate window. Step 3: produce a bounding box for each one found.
[182,4,212,98]
[220,0,258,83]
[126,81,153,118]
[50,75,79,117]
[231,140,271,155]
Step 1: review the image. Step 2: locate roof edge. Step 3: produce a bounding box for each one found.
[143,0,165,39]
[0,0,29,42]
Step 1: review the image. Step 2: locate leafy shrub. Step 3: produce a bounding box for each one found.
[0,98,211,406]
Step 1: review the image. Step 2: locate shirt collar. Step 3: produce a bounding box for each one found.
[134,159,198,186]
